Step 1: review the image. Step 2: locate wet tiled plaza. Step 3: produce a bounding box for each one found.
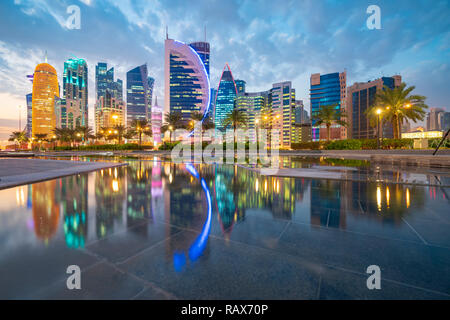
[0,157,449,299]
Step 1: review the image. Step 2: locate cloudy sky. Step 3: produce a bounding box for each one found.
[0,0,449,143]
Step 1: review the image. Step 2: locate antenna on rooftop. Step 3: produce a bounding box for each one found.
[166,26,168,40]
[44,50,48,63]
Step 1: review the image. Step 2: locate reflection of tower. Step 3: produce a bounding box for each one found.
[61,174,88,248]
[126,160,152,229]
[151,158,164,220]
[95,167,126,239]
[32,180,60,241]
[310,179,346,228]
[214,165,236,233]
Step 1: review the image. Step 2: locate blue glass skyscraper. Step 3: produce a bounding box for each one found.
[126,64,152,125]
[214,64,238,131]
[310,71,347,141]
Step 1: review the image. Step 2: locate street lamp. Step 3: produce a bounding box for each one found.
[376,108,382,149]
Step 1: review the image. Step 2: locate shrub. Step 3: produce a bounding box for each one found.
[54,143,150,151]
[429,138,450,149]
[324,139,362,150]
[381,138,413,149]
[291,141,322,150]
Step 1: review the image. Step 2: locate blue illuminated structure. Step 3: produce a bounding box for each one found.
[164,38,211,127]
[173,163,212,271]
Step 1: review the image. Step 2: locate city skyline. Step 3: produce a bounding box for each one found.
[0,0,450,144]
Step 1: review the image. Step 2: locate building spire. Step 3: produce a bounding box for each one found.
[166,26,168,40]
[44,50,48,63]
[155,96,158,105]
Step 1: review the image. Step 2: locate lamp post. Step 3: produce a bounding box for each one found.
[376,108,382,149]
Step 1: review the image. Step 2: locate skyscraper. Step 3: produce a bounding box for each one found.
[235,80,246,94]
[294,100,309,124]
[164,37,210,124]
[235,91,268,142]
[214,64,237,131]
[95,90,125,133]
[268,81,296,148]
[347,75,401,139]
[189,42,210,78]
[310,71,347,141]
[61,58,88,128]
[126,64,152,125]
[96,63,113,100]
[26,93,32,137]
[151,97,163,146]
[427,107,445,131]
[32,62,59,137]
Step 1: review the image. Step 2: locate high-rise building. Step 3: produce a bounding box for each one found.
[126,64,152,125]
[294,100,309,124]
[26,93,32,137]
[151,97,163,146]
[427,108,445,131]
[207,87,217,121]
[32,62,59,137]
[214,64,238,131]
[443,112,450,131]
[164,37,210,124]
[189,42,210,78]
[268,81,296,148]
[310,71,347,141]
[235,80,246,94]
[95,62,122,100]
[348,75,401,139]
[235,91,268,142]
[148,76,155,107]
[95,90,125,133]
[61,58,88,128]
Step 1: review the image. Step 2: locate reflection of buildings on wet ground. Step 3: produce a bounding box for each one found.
[32,179,61,242]
[61,174,88,248]
[126,161,152,230]
[95,167,126,239]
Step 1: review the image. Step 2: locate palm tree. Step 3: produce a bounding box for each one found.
[9,131,28,149]
[313,104,347,141]
[369,83,428,139]
[222,109,247,145]
[162,112,183,142]
[114,125,127,144]
[75,126,94,144]
[131,119,151,145]
[33,133,48,150]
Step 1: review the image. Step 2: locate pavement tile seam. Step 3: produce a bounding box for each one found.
[323,264,450,298]
[401,217,429,245]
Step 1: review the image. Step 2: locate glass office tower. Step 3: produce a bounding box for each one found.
[126,64,152,125]
[310,71,347,141]
[164,38,210,124]
[214,64,238,131]
[62,58,88,128]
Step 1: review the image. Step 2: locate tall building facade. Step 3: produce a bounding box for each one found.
[95,62,123,133]
[235,91,268,142]
[310,71,347,141]
[32,62,59,137]
[95,90,125,133]
[427,108,445,131]
[214,64,238,131]
[61,58,88,128]
[26,93,32,137]
[443,112,450,131]
[235,80,246,94]
[294,100,309,124]
[348,75,401,139]
[126,64,152,125]
[268,81,296,148]
[151,98,163,145]
[189,42,210,78]
[164,38,210,124]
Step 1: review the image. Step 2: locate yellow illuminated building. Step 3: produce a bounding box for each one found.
[401,131,443,139]
[32,63,59,137]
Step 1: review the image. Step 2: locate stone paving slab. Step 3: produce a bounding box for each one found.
[0,158,126,190]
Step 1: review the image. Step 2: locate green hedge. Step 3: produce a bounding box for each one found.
[429,138,450,148]
[291,142,323,150]
[292,139,414,150]
[324,139,361,150]
[54,143,151,151]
